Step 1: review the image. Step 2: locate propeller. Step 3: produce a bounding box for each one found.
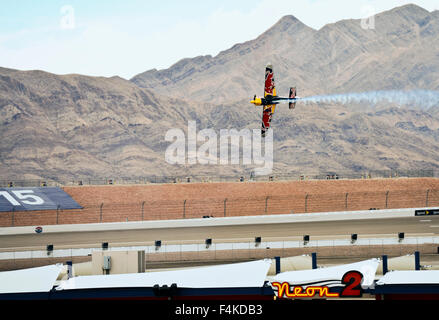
[254,94,256,100]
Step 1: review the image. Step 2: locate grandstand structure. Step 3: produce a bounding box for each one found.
[1,177,438,227]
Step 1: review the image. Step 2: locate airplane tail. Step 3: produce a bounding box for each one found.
[289,87,296,109]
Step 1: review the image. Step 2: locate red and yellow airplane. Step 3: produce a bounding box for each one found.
[250,64,300,137]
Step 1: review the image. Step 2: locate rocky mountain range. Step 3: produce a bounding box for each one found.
[1,4,439,181]
[131,4,439,104]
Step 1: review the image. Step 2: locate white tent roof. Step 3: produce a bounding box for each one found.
[0,264,63,294]
[269,258,380,288]
[56,259,272,290]
[377,270,439,285]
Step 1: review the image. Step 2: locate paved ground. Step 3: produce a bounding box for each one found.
[1,215,438,250]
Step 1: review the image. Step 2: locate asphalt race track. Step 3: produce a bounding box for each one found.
[1,214,438,250]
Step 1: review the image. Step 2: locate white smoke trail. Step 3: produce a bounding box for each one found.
[297,90,439,109]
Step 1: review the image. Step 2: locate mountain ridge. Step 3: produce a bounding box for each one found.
[131,4,439,103]
[1,4,439,180]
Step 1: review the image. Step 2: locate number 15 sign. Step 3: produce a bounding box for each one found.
[0,187,82,212]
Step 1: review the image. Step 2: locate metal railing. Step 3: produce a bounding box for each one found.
[1,237,438,266]
[1,169,437,187]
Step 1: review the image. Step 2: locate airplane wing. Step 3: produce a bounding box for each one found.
[261,106,273,137]
[264,64,276,97]
[262,64,276,137]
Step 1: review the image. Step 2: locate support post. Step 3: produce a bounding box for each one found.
[141,201,145,221]
[415,251,420,271]
[311,252,317,269]
[183,199,186,219]
[305,194,309,213]
[426,189,430,207]
[224,198,227,217]
[275,256,281,274]
[67,261,73,279]
[56,205,60,224]
[382,255,388,275]
[100,203,104,223]
[385,191,389,209]
[265,196,269,214]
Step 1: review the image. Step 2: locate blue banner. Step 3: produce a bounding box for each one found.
[0,187,82,212]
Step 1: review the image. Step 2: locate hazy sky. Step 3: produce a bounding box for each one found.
[1,0,438,79]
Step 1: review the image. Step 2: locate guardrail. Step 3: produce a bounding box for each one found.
[1,236,438,263]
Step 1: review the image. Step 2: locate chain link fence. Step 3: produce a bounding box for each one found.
[2,189,438,227]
